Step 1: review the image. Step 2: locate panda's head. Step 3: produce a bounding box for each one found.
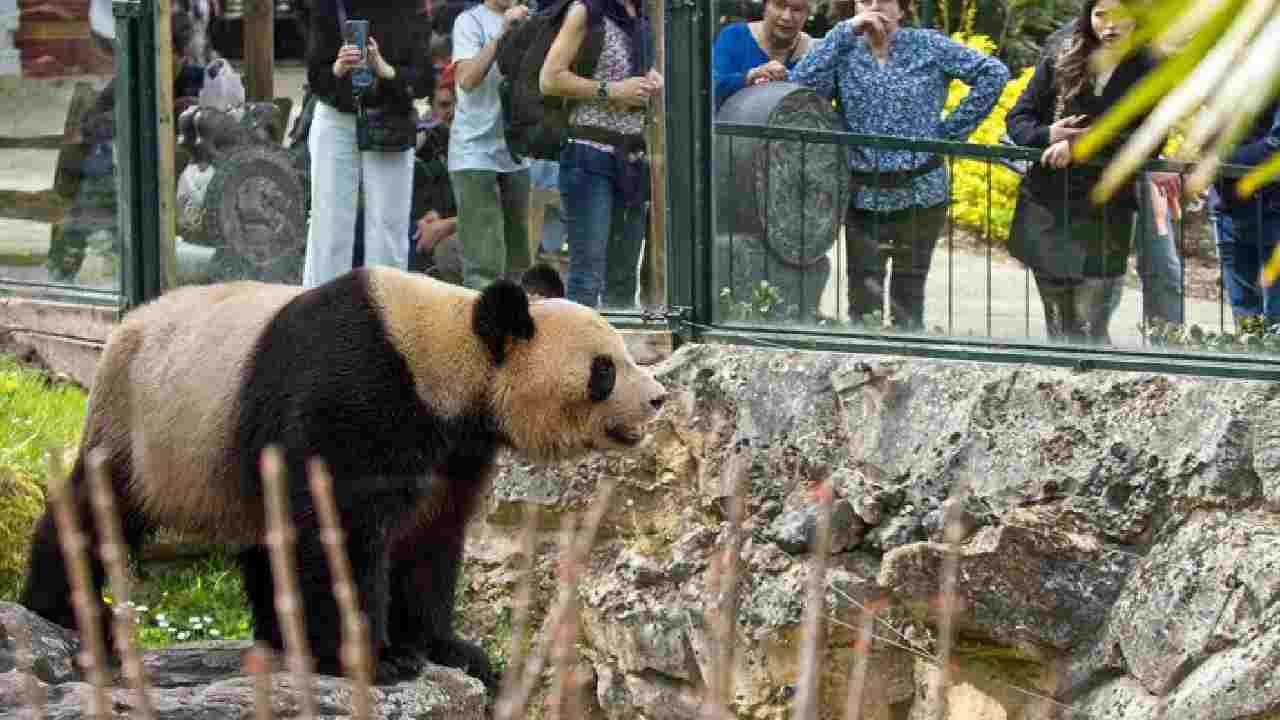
[473,280,667,460]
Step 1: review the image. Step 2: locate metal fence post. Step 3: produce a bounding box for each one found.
[664,0,711,342]
[113,0,163,310]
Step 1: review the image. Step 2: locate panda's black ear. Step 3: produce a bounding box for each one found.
[473,279,535,366]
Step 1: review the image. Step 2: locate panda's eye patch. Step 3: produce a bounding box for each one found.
[588,356,616,402]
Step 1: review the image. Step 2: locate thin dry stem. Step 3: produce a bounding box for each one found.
[85,448,155,720]
[929,484,971,720]
[547,514,584,720]
[793,481,835,720]
[306,458,374,719]
[702,454,749,718]
[841,597,884,720]
[496,505,539,706]
[243,643,275,720]
[494,479,617,720]
[11,613,48,720]
[46,450,111,720]
[260,446,316,720]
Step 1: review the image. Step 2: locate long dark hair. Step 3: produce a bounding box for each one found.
[582,0,649,74]
[1054,0,1106,107]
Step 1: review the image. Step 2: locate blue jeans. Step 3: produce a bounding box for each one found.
[559,142,645,308]
[1213,205,1280,325]
[1135,179,1184,325]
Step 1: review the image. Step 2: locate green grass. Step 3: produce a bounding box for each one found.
[0,353,253,647]
[117,553,253,648]
[0,354,87,598]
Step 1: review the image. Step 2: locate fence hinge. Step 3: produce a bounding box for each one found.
[642,305,693,333]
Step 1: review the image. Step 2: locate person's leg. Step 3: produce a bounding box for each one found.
[887,204,946,330]
[559,146,614,307]
[1135,179,1185,326]
[1259,212,1280,325]
[603,195,645,309]
[360,148,415,272]
[1034,273,1077,342]
[498,169,532,282]
[302,102,360,289]
[1214,210,1263,324]
[450,169,507,290]
[845,204,891,326]
[1074,275,1126,345]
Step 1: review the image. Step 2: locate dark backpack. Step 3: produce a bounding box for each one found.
[496,0,604,162]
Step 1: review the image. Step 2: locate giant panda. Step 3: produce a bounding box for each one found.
[19,267,667,689]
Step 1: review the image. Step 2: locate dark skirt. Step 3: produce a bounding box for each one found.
[1008,186,1136,280]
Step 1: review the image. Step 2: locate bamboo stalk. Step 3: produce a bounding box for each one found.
[46,450,112,720]
[306,458,374,720]
[929,485,971,720]
[547,514,583,720]
[259,446,316,720]
[495,507,541,713]
[12,610,48,720]
[494,479,617,720]
[84,448,155,720]
[793,481,835,720]
[242,643,275,720]
[702,458,748,718]
[644,0,667,308]
[841,595,887,720]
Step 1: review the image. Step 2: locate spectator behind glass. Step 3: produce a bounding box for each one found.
[1209,100,1280,328]
[540,0,663,309]
[713,0,814,111]
[301,0,433,289]
[410,65,462,281]
[1005,0,1180,344]
[789,0,1008,330]
[449,0,533,291]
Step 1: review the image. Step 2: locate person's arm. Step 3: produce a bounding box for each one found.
[454,5,528,92]
[934,33,1010,141]
[540,3,655,106]
[713,24,750,108]
[370,9,434,103]
[1005,54,1056,148]
[787,20,856,101]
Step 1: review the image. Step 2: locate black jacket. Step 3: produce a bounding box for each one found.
[1006,49,1158,213]
[306,0,433,114]
[1213,100,1280,215]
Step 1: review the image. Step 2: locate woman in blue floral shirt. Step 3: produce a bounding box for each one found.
[789,0,1008,330]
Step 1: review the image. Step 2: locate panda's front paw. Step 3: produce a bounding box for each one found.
[429,636,498,693]
[374,645,428,684]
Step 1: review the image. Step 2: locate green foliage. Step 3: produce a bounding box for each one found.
[930,0,1077,73]
[0,355,86,599]
[1143,316,1280,355]
[719,281,799,323]
[119,554,253,648]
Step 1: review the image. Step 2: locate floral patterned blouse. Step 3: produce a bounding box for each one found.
[789,24,1009,212]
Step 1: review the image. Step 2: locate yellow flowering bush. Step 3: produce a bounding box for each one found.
[944,32,1033,245]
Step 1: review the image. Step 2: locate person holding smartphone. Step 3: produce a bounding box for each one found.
[301,0,433,289]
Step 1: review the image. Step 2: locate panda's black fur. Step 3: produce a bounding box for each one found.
[17,268,646,691]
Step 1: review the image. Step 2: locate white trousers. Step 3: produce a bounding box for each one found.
[302,101,413,289]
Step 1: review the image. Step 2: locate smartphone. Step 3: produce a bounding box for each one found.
[343,19,374,89]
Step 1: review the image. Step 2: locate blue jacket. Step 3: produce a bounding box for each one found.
[1213,100,1280,215]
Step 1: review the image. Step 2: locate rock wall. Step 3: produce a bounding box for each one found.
[460,344,1280,720]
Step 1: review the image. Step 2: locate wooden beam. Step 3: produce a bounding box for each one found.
[244,0,275,102]
[155,0,178,289]
[644,0,667,309]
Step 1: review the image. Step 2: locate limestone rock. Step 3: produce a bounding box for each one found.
[0,602,487,720]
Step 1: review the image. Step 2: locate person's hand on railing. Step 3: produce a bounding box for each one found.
[1041,139,1073,169]
[746,60,789,86]
[1049,114,1090,145]
[1149,171,1183,221]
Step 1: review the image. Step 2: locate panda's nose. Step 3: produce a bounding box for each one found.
[650,393,667,411]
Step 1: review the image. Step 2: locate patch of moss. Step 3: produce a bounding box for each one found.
[950,638,1045,690]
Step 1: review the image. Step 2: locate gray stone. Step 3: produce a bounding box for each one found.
[0,603,79,685]
[0,603,486,720]
[1252,398,1280,510]
[1077,678,1163,720]
[765,497,865,555]
[1163,626,1280,720]
[878,510,1136,650]
[1103,511,1280,696]
[594,666,701,720]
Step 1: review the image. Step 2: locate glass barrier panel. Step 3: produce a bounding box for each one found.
[1,0,120,302]
[708,0,1278,359]
[163,0,659,314]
